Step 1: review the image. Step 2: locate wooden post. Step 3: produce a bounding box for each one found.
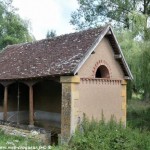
[3,86,8,121]
[22,81,37,127]
[29,84,34,127]
[1,81,14,121]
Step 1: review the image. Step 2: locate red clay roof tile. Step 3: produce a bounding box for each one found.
[0,27,104,80]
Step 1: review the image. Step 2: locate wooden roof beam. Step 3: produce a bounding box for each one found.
[114,54,122,59]
[124,76,131,80]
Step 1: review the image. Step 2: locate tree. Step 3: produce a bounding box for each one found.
[46,30,56,39]
[116,30,142,99]
[70,0,150,32]
[139,41,150,100]
[0,0,34,50]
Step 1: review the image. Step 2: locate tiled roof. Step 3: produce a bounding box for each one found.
[0,27,105,80]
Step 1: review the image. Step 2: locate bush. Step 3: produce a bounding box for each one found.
[127,100,150,130]
[64,116,150,150]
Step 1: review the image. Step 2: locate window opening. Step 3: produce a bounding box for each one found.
[95,65,110,78]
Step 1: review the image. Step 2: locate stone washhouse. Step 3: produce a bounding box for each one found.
[0,25,132,143]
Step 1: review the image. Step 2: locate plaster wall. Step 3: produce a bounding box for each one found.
[78,79,123,121]
[78,37,124,79]
[77,37,125,122]
[0,106,3,112]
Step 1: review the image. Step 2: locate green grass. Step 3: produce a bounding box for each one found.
[0,130,47,149]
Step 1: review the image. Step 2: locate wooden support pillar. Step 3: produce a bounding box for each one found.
[23,81,37,127]
[0,81,14,121]
[3,86,8,121]
[29,84,34,127]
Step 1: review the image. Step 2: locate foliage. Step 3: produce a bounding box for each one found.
[139,41,150,100]
[57,116,150,150]
[70,0,150,31]
[116,30,140,98]
[0,0,34,50]
[116,29,150,99]
[46,30,56,39]
[127,99,150,130]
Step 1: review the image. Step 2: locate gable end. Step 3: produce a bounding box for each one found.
[73,25,133,80]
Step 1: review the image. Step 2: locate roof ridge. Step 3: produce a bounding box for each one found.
[31,25,106,44]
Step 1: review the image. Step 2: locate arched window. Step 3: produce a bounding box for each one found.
[95,65,110,78]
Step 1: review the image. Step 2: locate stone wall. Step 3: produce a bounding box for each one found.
[60,76,80,143]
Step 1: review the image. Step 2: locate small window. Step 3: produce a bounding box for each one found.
[95,65,110,78]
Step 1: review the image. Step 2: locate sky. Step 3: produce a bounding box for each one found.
[12,0,79,40]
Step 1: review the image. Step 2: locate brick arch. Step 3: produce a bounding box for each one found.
[92,60,112,78]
